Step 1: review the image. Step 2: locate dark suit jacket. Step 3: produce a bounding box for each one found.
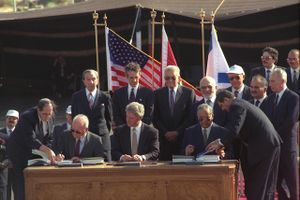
[7,107,54,169]
[188,99,227,127]
[71,89,112,136]
[286,68,300,96]
[55,131,104,159]
[226,85,252,101]
[153,86,195,138]
[263,89,299,152]
[52,123,68,154]
[111,123,159,161]
[248,98,268,110]
[250,65,284,94]
[181,123,233,158]
[225,99,281,165]
[0,128,9,162]
[112,85,154,126]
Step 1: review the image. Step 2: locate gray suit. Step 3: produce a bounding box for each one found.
[55,130,104,159]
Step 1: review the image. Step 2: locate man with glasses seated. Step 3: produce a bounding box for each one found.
[54,114,104,162]
[153,65,195,161]
[226,64,252,101]
[250,46,284,94]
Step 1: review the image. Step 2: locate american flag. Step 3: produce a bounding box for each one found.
[106,27,161,91]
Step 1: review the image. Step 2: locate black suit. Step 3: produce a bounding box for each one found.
[71,89,112,161]
[181,123,233,158]
[226,85,252,101]
[7,107,54,200]
[153,86,195,160]
[286,68,300,96]
[112,86,154,126]
[224,99,281,200]
[111,123,159,161]
[55,130,104,159]
[248,98,267,110]
[250,66,284,94]
[188,98,227,127]
[263,89,299,200]
[0,128,9,200]
[52,123,68,154]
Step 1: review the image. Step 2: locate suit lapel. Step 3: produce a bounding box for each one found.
[80,133,90,156]
[124,126,132,154]
[81,89,91,112]
[137,124,146,153]
[175,86,183,104]
[68,133,76,157]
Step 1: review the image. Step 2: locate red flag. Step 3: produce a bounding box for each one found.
[161,26,202,100]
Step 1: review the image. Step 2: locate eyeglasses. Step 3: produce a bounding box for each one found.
[229,76,241,81]
[261,56,273,60]
[164,76,176,81]
[201,85,213,89]
[71,129,85,135]
[287,58,298,61]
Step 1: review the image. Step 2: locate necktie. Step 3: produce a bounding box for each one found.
[266,70,271,81]
[293,70,298,85]
[169,89,175,115]
[255,100,260,107]
[206,99,213,107]
[74,139,81,157]
[129,88,135,102]
[273,94,279,113]
[234,90,239,98]
[88,93,93,109]
[131,128,138,155]
[203,128,208,144]
[8,129,12,135]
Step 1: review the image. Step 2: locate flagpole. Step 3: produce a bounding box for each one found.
[92,11,107,78]
[129,4,142,45]
[200,9,206,77]
[150,9,157,89]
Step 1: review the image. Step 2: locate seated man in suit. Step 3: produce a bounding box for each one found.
[52,105,72,152]
[111,102,159,161]
[249,75,268,109]
[226,64,252,101]
[55,114,104,161]
[112,62,154,127]
[182,104,233,158]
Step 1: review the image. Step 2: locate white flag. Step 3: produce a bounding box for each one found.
[206,24,230,89]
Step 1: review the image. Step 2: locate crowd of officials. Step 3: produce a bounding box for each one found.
[0,47,299,200]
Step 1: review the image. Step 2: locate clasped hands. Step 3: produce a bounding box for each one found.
[120,154,144,162]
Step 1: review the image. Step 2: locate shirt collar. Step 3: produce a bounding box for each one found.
[85,88,97,97]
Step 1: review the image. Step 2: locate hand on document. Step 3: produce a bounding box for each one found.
[205,139,224,154]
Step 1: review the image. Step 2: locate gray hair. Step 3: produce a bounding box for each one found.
[37,98,56,112]
[199,76,216,88]
[164,65,180,77]
[271,68,287,83]
[82,69,99,80]
[125,102,145,118]
[197,103,213,116]
[73,114,89,129]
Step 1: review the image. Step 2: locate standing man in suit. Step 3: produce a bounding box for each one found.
[55,114,104,161]
[8,98,58,200]
[250,46,283,94]
[189,76,227,126]
[0,110,19,200]
[111,102,159,161]
[264,68,299,200]
[183,104,233,158]
[226,65,252,101]
[71,69,112,161]
[286,49,299,95]
[208,90,281,200]
[112,62,154,126]
[153,65,195,160]
[249,75,268,108]
[52,105,72,153]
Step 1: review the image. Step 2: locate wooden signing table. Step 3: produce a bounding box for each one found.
[24,161,238,200]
